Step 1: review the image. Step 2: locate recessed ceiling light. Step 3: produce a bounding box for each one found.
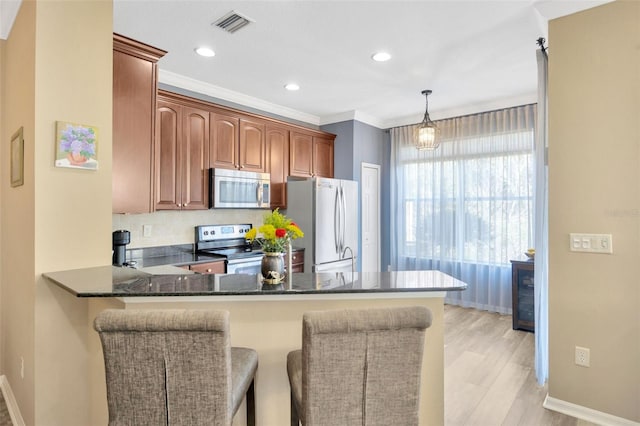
[284,83,300,91]
[372,52,391,62]
[195,47,215,57]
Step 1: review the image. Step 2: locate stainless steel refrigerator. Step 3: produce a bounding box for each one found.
[286,177,358,273]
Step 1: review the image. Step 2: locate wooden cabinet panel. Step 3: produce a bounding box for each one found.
[210,112,239,170]
[289,132,335,178]
[313,136,334,178]
[182,107,209,210]
[155,101,181,210]
[291,248,305,273]
[289,132,314,178]
[155,96,209,210]
[112,34,166,213]
[190,261,225,274]
[239,118,266,172]
[266,125,289,209]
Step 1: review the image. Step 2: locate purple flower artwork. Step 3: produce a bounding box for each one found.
[55,121,99,170]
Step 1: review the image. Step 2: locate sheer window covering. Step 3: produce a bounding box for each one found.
[391,105,536,313]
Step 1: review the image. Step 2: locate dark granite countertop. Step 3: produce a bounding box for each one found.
[43,266,467,298]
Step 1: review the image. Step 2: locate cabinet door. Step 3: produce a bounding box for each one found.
[155,100,181,210]
[239,118,266,172]
[313,136,334,178]
[210,112,239,170]
[181,107,209,210]
[112,49,155,213]
[266,126,289,209]
[289,132,314,178]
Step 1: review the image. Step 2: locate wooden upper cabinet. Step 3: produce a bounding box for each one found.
[289,131,334,178]
[289,132,314,178]
[112,34,166,214]
[210,111,266,172]
[155,100,181,210]
[313,136,335,178]
[181,107,209,210]
[239,118,266,172]
[266,125,290,209]
[209,112,239,170]
[155,95,209,210]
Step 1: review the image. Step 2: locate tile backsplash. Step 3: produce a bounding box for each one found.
[112,209,266,249]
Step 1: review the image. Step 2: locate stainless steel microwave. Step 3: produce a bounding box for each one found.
[209,168,271,209]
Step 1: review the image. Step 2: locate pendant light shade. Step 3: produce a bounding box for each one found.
[414,89,440,150]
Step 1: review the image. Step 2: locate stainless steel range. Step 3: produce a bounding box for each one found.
[194,224,263,274]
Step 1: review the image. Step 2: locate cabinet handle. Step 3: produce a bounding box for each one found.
[177,203,182,207]
[206,268,212,273]
[240,165,245,169]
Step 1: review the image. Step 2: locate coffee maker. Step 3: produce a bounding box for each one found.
[112,230,130,266]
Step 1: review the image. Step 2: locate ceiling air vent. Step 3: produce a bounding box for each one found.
[212,10,254,34]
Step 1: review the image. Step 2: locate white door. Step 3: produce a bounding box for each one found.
[361,163,380,272]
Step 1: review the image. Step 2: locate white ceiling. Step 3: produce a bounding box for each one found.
[118,1,605,128]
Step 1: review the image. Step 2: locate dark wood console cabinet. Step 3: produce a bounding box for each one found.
[511,260,535,332]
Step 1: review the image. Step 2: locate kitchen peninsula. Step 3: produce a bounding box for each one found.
[44,268,466,426]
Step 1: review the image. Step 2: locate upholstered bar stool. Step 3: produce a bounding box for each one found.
[286,305,432,426]
[94,309,258,426]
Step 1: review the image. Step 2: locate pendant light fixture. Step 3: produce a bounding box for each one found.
[414,89,440,150]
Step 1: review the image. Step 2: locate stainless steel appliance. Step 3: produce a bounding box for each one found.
[209,168,270,209]
[194,224,263,274]
[286,178,358,273]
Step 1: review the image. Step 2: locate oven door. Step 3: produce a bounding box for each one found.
[225,257,263,274]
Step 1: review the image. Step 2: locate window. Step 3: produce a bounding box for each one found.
[390,104,536,313]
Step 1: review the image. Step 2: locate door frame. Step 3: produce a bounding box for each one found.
[360,162,381,272]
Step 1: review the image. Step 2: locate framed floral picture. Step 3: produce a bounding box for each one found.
[55,121,98,170]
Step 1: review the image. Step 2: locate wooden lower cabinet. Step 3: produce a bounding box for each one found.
[189,261,225,274]
[290,248,305,273]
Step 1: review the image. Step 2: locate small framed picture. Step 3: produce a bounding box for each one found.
[55,121,98,170]
[10,127,24,187]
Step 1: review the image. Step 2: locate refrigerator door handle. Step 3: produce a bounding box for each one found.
[334,186,340,255]
[340,185,347,257]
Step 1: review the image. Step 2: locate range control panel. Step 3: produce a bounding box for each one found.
[195,224,253,243]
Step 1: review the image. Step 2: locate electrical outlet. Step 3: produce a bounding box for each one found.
[143,224,152,237]
[575,346,590,367]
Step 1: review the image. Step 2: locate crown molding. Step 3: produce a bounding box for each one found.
[158,70,321,126]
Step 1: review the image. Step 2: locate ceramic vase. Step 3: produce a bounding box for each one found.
[261,252,285,284]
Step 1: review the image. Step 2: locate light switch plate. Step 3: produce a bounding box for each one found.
[569,233,612,254]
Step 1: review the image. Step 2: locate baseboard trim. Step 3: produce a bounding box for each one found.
[0,375,26,426]
[543,394,639,426]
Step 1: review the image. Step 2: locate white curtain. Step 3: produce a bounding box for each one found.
[534,48,549,385]
[390,105,536,314]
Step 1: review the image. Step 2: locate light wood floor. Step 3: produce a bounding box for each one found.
[443,305,594,426]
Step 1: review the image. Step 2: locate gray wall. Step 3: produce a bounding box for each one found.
[321,120,390,271]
